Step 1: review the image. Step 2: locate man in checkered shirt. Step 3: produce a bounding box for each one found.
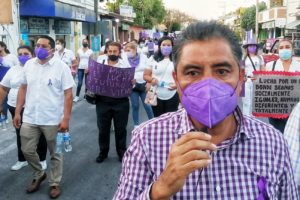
[113,21,299,200]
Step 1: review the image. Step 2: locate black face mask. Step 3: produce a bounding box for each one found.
[108,55,119,61]
[82,43,88,48]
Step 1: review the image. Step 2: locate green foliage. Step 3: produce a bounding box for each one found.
[107,0,166,29]
[240,2,267,31]
[170,22,181,32]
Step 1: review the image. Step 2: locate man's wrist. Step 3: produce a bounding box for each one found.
[150,180,169,200]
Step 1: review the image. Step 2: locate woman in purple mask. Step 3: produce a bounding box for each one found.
[144,36,179,117]
[241,39,265,117]
[0,46,48,171]
[124,42,154,128]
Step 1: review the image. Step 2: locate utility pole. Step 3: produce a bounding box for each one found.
[255,0,259,41]
[94,0,99,35]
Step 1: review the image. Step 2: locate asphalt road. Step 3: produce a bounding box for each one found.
[0,96,149,200]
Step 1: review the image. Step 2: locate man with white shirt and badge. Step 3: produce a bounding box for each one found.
[54,39,77,79]
[13,35,74,199]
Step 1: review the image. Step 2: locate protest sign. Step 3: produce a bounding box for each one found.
[86,59,135,98]
[252,71,300,118]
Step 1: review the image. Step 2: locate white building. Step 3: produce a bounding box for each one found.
[0,0,20,55]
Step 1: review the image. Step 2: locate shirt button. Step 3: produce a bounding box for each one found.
[216,185,221,192]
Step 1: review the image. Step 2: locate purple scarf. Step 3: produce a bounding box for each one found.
[127,53,140,68]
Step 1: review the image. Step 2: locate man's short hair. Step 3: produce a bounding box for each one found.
[37,35,55,49]
[173,21,242,70]
[56,38,66,48]
[107,42,122,53]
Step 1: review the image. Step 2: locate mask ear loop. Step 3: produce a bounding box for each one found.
[230,62,243,97]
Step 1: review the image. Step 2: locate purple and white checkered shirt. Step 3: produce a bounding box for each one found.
[113,108,299,199]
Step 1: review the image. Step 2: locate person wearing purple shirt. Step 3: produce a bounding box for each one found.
[113,21,299,199]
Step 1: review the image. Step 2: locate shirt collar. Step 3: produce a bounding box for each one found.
[177,107,253,142]
[34,55,56,66]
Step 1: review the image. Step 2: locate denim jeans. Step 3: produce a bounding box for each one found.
[76,69,86,97]
[130,90,154,125]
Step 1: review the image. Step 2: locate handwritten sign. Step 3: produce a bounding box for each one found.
[86,59,135,98]
[252,71,300,118]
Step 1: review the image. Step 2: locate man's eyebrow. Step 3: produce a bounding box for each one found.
[182,64,203,70]
[182,62,233,69]
[212,61,232,68]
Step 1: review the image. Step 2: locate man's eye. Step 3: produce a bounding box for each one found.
[186,71,199,76]
[216,69,229,75]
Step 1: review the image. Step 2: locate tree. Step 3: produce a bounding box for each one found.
[107,0,166,29]
[240,2,267,31]
[164,9,197,32]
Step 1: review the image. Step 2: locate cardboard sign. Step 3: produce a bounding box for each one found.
[0,0,13,24]
[86,59,135,98]
[252,71,300,118]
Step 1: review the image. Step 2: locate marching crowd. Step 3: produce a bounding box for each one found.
[0,21,299,199]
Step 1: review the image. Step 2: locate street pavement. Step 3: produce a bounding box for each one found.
[0,96,149,200]
[0,97,269,200]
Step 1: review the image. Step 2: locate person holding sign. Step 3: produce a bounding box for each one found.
[284,102,300,195]
[123,42,154,128]
[113,21,299,199]
[265,39,300,133]
[95,42,131,163]
[143,36,179,117]
[241,39,265,116]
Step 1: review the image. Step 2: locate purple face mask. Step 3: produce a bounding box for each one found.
[181,78,238,128]
[247,46,257,54]
[161,46,172,56]
[18,55,30,65]
[35,47,49,60]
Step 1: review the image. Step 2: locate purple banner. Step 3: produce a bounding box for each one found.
[86,59,135,98]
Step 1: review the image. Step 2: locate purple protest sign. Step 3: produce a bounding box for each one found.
[86,59,135,98]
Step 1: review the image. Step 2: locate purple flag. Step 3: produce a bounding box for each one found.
[86,59,135,98]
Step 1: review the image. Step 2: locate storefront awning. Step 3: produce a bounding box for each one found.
[20,0,96,22]
[262,21,275,29]
[285,20,300,29]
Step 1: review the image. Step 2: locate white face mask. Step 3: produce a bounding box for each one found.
[55,44,63,51]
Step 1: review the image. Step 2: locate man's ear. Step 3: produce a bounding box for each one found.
[172,71,177,82]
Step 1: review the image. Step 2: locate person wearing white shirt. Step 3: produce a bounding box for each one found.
[284,101,300,195]
[0,45,48,171]
[13,36,74,199]
[0,41,19,124]
[74,39,93,102]
[265,39,300,133]
[123,42,154,128]
[55,39,77,78]
[241,40,265,117]
[143,36,179,117]
[95,42,131,163]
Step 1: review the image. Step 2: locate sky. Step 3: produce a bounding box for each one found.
[163,0,267,20]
